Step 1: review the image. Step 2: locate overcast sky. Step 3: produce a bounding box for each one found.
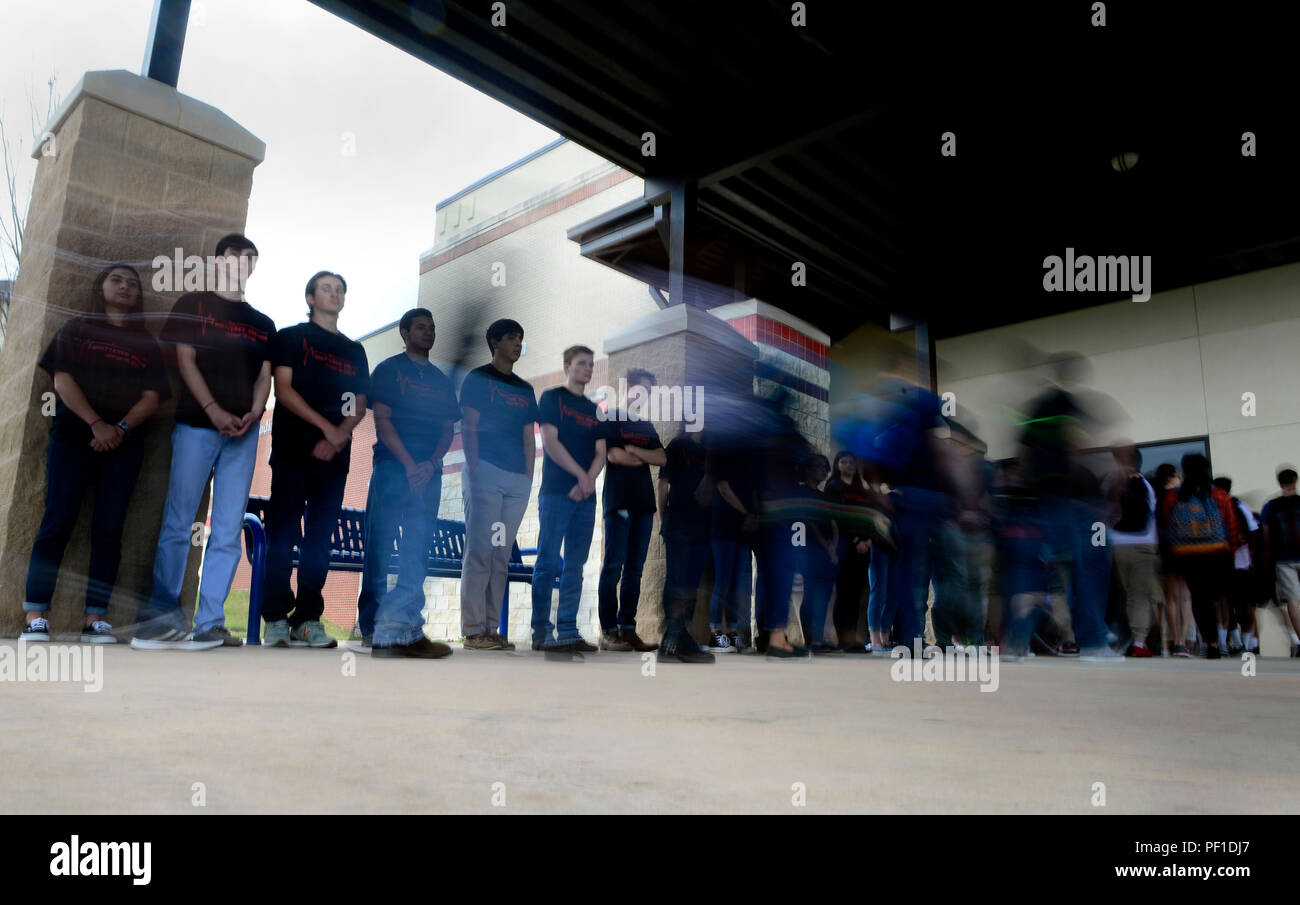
[0,0,559,337]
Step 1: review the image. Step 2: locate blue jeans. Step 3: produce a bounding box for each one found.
[709,537,753,631]
[531,493,596,644]
[797,545,835,645]
[885,486,945,645]
[140,422,259,633]
[372,461,443,646]
[756,521,796,633]
[25,435,145,615]
[598,510,654,633]
[867,543,890,633]
[662,532,709,639]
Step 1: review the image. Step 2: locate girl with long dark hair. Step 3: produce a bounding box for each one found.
[20,264,170,642]
[824,451,872,652]
[1157,454,1246,659]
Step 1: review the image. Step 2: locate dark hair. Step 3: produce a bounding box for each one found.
[1212,476,1232,493]
[1279,468,1298,486]
[626,368,655,386]
[89,263,146,322]
[1154,463,1178,490]
[399,308,433,337]
[486,318,523,355]
[563,345,594,366]
[214,233,258,259]
[1111,443,1141,469]
[1178,453,1212,501]
[830,451,866,492]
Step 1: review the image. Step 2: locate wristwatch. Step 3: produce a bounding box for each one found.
[117,420,131,435]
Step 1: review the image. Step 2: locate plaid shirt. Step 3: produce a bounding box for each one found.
[1158,486,1247,553]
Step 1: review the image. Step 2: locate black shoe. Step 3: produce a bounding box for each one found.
[544,642,583,661]
[373,637,453,659]
[1206,644,1222,660]
[568,637,598,653]
[767,643,809,659]
[662,633,716,663]
[809,642,842,655]
[755,630,770,654]
[839,641,871,655]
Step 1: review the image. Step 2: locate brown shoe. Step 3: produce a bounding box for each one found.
[488,632,516,651]
[463,633,504,650]
[373,637,452,659]
[599,633,633,652]
[618,629,658,652]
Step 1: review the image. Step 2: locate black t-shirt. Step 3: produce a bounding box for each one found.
[538,387,603,496]
[458,363,539,475]
[602,414,663,514]
[662,435,709,540]
[161,292,275,428]
[369,353,461,467]
[37,316,171,446]
[711,450,760,540]
[824,478,872,541]
[269,321,370,469]
[1020,387,1085,495]
[1262,495,1300,562]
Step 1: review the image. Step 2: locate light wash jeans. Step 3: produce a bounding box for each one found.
[140,422,259,633]
[373,460,443,646]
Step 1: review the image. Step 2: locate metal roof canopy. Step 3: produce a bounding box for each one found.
[304,1,1300,341]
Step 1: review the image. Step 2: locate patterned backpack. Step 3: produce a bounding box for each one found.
[1168,491,1229,555]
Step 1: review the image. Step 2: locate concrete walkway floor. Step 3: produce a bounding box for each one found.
[2,640,1297,814]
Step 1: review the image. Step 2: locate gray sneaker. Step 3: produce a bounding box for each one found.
[463,633,504,650]
[289,620,337,648]
[263,619,291,647]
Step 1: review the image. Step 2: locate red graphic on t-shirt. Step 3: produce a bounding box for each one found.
[559,398,597,428]
[80,338,148,370]
[618,424,653,446]
[196,301,269,343]
[395,368,448,399]
[301,338,357,376]
[489,382,531,409]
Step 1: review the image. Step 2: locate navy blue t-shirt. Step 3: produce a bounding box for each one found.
[269,321,370,469]
[369,353,461,467]
[38,316,171,446]
[458,363,539,475]
[538,386,603,496]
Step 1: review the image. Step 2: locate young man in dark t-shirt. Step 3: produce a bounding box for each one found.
[531,345,606,652]
[655,427,715,662]
[358,308,460,659]
[134,235,274,650]
[596,368,665,652]
[458,318,538,650]
[1261,467,1300,655]
[261,271,370,648]
[22,264,170,644]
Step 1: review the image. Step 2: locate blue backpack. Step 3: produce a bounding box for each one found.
[831,388,927,475]
[1168,492,1228,555]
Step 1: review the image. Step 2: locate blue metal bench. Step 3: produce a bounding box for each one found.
[241,495,551,645]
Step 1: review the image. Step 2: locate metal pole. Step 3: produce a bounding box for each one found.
[141,0,192,87]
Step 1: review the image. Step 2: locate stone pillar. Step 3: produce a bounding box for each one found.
[0,70,264,637]
[604,304,757,643]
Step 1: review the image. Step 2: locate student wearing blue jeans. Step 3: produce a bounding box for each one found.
[133,235,275,650]
[597,369,665,651]
[365,308,460,658]
[21,264,169,645]
[531,346,605,652]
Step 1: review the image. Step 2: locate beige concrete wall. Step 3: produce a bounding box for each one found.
[935,263,1300,657]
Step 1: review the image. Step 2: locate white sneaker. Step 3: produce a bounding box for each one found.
[130,627,222,651]
[80,620,118,644]
[1080,646,1125,662]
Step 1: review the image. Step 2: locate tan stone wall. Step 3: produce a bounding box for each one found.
[0,83,259,636]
